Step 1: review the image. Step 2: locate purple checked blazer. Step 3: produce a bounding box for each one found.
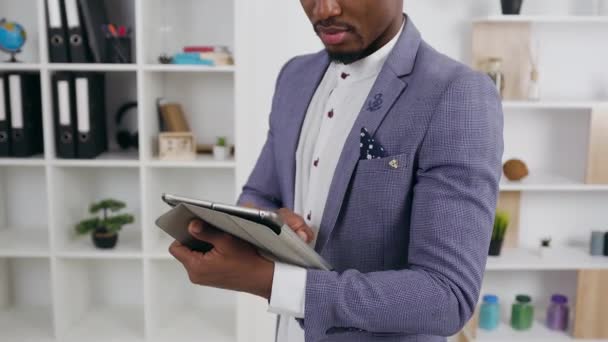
[238,17,504,342]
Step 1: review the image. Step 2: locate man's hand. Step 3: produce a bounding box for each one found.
[168,208,315,300]
[276,208,315,244]
[169,220,274,299]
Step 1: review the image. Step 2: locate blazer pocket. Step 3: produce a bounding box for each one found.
[356,152,409,174]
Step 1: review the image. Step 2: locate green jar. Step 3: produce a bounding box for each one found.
[511,294,534,330]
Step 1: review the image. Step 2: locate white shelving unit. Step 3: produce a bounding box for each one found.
[474,15,608,24]
[0,0,240,341]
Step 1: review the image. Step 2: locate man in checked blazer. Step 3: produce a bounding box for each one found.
[169,1,504,341]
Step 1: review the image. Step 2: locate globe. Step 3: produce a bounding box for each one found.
[0,19,27,62]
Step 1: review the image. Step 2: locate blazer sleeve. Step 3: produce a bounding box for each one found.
[303,71,504,340]
[237,59,295,210]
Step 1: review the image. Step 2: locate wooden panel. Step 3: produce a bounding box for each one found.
[585,107,608,184]
[574,270,608,339]
[472,23,531,100]
[496,191,521,248]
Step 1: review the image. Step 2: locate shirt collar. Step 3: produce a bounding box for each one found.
[331,19,405,84]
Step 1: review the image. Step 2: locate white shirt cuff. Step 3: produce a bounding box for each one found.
[268,262,306,318]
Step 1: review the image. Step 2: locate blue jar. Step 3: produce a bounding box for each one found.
[479,294,501,331]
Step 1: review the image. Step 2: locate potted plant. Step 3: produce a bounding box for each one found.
[489,211,509,256]
[75,199,135,249]
[213,136,229,161]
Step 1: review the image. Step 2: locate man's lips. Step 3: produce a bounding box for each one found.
[317,26,351,45]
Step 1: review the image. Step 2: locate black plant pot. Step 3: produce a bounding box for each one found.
[488,239,504,256]
[92,227,118,249]
[501,0,523,15]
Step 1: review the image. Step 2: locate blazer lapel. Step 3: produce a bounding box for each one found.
[280,52,330,210]
[315,17,422,252]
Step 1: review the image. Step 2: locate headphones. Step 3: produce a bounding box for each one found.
[115,101,139,150]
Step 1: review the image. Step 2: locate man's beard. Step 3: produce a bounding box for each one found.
[327,50,365,65]
[327,44,376,65]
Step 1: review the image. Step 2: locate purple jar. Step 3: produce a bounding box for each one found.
[546,294,569,331]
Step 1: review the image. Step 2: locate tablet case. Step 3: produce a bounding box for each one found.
[155,203,332,271]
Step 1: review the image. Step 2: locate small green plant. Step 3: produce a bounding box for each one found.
[216,136,227,147]
[492,210,510,241]
[75,199,135,235]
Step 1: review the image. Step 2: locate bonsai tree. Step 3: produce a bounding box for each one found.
[75,199,134,249]
[489,210,510,256]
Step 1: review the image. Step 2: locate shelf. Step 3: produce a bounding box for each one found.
[0,229,49,257]
[143,64,236,73]
[147,155,236,168]
[48,63,138,72]
[0,63,42,71]
[150,309,236,342]
[470,322,571,341]
[487,247,608,271]
[0,155,46,166]
[56,234,142,259]
[474,15,608,24]
[0,307,55,342]
[52,151,140,168]
[503,101,608,110]
[500,172,608,192]
[62,307,144,342]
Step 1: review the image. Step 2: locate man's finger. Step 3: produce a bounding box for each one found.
[276,208,315,243]
[169,240,195,266]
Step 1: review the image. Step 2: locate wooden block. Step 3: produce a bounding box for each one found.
[496,191,521,248]
[456,307,479,342]
[585,107,608,184]
[472,23,532,100]
[573,270,608,339]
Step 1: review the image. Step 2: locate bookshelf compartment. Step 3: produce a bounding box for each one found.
[54,258,144,341]
[147,259,236,342]
[0,257,54,341]
[0,166,49,257]
[141,0,234,65]
[141,72,234,161]
[50,167,142,257]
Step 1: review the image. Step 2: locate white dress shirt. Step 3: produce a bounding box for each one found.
[268,22,404,342]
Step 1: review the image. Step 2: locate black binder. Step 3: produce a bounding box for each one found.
[75,73,107,158]
[64,0,90,63]
[52,73,77,158]
[78,0,110,63]
[46,0,70,63]
[7,73,43,157]
[0,74,11,156]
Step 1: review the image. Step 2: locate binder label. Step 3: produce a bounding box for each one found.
[9,75,23,129]
[76,78,90,133]
[0,79,5,121]
[58,80,71,125]
[65,0,80,28]
[47,0,62,28]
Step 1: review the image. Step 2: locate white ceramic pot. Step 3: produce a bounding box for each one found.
[213,146,229,160]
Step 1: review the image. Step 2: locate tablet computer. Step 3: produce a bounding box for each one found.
[161,193,284,234]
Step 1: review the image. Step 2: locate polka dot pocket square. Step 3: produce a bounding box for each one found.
[360,127,386,160]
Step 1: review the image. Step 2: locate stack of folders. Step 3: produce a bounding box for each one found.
[0,73,43,158]
[46,0,110,63]
[52,72,108,159]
